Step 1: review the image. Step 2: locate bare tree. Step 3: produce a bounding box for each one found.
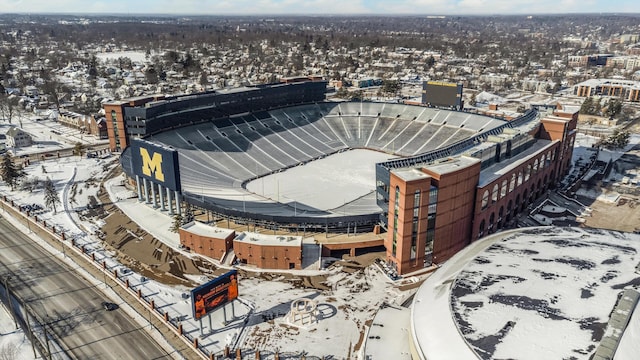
[43,177,61,214]
[0,94,20,124]
[0,342,19,360]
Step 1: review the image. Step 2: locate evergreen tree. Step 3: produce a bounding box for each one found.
[73,142,85,157]
[182,203,195,224]
[579,97,593,115]
[0,153,25,190]
[602,129,630,150]
[43,177,60,214]
[605,99,623,118]
[170,214,183,233]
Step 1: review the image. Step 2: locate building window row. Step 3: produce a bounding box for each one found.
[480,147,557,210]
[477,166,556,239]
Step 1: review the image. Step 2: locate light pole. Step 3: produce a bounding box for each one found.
[282,195,297,217]
[3,276,18,329]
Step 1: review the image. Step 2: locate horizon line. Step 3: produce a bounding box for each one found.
[1,12,640,17]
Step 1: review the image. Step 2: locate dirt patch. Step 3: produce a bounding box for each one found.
[582,197,640,232]
[90,168,384,292]
[92,181,205,287]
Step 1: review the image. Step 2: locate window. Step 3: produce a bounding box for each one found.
[481,190,489,209]
[517,171,523,186]
[501,180,508,198]
[411,190,420,260]
[509,174,516,193]
[525,164,531,181]
[491,184,499,203]
[540,154,546,168]
[413,191,421,218]
[392,186,400,257]
[533,159,539,172]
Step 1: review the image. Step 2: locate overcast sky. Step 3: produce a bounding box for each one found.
[0,0,638,15]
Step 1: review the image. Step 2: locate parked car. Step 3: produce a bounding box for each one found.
[101,301,118,311]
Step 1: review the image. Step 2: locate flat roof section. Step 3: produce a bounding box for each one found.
[181,221,235,239]
[424,155,480,176]
[392,168,430,182]
[235,232,302,247]
[478,139,554,187]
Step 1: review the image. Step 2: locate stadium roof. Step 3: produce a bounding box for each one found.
[411,226,640,360]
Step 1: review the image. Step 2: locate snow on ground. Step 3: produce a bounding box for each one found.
[1,119,413,359]
[237,265,398,358]
[245,149,395,211]
[412,227,640,360]
[597,134,640,164]
[95,51,149,64]
[0,305,32,360]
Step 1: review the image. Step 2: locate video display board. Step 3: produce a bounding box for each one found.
[422,81,463,109]
[130,138,181,191]
[191,270,239,320]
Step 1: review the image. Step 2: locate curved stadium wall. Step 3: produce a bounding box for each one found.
[118,82,533,233]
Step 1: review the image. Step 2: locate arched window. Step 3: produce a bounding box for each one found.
[491,184,499,203]
[525,164,531,181]
[498,206,504,229]
[533,158,539,172]
[509,174,516,193]
[501,180,508,198]
[517,171,523,186]
[478,219,486,238]
[547,150,552,165]
[481,190,489,209]
[540,154,546,168]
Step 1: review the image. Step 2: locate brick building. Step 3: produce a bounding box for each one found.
[384,111,577,275]
[234,232,303,270]
[179,222,235,262]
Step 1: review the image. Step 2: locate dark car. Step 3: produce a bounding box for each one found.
[101,301,118,311]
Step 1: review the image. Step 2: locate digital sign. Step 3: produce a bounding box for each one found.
[130,138,181,191]
[422,81,463,110]
[191,270,239,320]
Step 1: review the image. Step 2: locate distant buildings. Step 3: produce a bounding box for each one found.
[5,127,32,148]
[573,79,640,102]
[57,110,109,139]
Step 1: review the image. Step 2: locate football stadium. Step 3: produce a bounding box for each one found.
[105,79,577,275]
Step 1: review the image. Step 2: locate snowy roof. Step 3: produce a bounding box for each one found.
[235,232,302,247]
[411,227,640,360]
[478,139,555,186]
[392,168,431,182]
[181,221,235,239]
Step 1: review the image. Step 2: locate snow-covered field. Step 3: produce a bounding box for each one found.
[95,51,149,64]
[245,149,396,211]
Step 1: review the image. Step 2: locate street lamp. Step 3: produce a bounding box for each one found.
[282,195,297,217]
[3,276,18,329]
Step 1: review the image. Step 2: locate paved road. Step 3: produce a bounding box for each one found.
[0,216,173,360]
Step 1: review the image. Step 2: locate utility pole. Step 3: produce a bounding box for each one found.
[3,276,18,329]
